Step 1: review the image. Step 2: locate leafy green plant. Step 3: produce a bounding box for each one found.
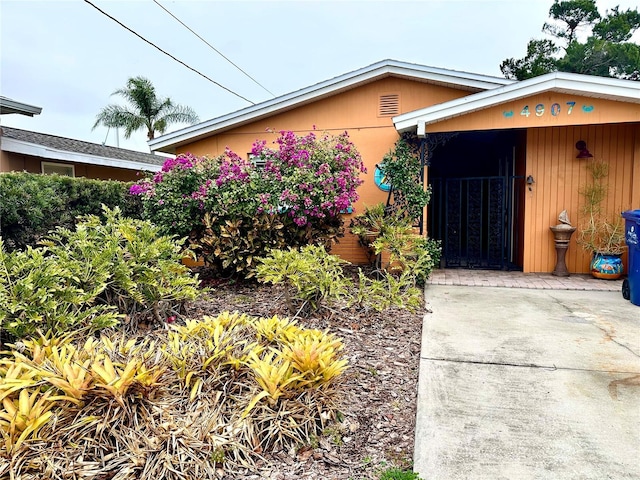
[256,245,351,315]
[379,137,431,222]
[411,237,442,286]
[0,172,142,251]
[372,226,441,285]
[0,206,199,343]
[193,212,287,277]
[256,244,430,316]
[350,203,387,238]
[378,467,423,480]
[0,239,120,343]
[354,270,422,313]
[577,159,626,255]
[41,206,200,324]
[191,211,345,278]
[349,203,407,249]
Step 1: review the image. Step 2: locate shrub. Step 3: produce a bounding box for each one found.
[41,206,200,324]
[0,206,199,343]
[0,239,120,342]
[372,227,441,285]
[193,211,344,278]
[354,270,423,313]
[0,312,348,476]
[380,137,431,221]
[256,245,351,314]
[131,131,366,277]
[256,245,426,316]
[0,172,142,251]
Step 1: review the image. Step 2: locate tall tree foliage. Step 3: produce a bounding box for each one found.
[501,0,640,80]
[93,76,199,140]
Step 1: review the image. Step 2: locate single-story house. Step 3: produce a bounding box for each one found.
[1,126,163,181]
[148,59,640,274]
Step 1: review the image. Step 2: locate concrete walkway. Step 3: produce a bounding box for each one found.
[415,273,640,479]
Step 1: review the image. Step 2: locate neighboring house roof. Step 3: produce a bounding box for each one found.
[148,59,514,153]
[1,126,164,172]
[394,71,640,134]
[0,97,42,116]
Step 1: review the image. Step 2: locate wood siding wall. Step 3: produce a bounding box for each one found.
[524,123,639,273]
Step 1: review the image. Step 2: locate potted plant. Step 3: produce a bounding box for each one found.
[349,203,395,248]
[577,159,626,279]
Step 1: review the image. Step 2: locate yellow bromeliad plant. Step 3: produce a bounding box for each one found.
[163,312,254,401]
[253,315,301,344]
[281,330,348,385]
[0,312,349,475]
[0,388,54,453]
[243,320,348,418]
[0,332,167,455]
[244,349,306,412]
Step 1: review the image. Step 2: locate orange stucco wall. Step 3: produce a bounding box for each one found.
[177,77,471,264]
[523,123,639,274]
[0,151,140,181]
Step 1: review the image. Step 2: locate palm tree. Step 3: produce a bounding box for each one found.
[93,76,199,141]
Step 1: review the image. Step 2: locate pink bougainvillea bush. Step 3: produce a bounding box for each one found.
[130,130,366,276]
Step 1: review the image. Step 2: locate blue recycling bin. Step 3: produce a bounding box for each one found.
[622,210,640,306]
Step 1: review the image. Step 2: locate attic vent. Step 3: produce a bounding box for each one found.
[378,93,400,117]
[248,153,266,169]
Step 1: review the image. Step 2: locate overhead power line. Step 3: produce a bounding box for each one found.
[153,0,275,98]
[83,0,255,105]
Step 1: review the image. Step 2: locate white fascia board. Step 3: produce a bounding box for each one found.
[393,72,640,132]
[2,137,161,172]
[551,73,640,101]
[149,60,513,153]
[0,97,42,116]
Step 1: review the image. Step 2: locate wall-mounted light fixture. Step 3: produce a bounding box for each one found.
[576,140,593,159]
[526,175,535,191]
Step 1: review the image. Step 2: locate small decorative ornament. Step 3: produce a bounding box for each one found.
[550,210,577,277]
[374,164,391,192]
[558,209,571,226]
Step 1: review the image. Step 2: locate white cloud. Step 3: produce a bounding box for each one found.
[1,0,638,153]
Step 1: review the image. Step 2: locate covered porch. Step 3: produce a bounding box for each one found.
[396,71,640,274]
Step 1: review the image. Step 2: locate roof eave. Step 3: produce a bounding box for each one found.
[149,60,513,153]
[393,72,640,133]
[0,97,42,117]
[2,137,161,172]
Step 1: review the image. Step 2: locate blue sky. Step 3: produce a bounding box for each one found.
[1,0,638,152]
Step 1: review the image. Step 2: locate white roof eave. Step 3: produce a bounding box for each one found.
[1,137,161,172]
[393,72,640,133]
[148,60,514,153]
[0,97,42,116]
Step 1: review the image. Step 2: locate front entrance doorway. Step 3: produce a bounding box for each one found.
[427,129,526,270]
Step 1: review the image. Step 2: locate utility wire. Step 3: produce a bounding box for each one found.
[153,0,275,98]
[83,0,255,105]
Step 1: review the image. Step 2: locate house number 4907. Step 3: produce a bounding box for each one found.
[521,101,576,117]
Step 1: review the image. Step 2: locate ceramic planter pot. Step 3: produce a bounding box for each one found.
[590,252,623,280]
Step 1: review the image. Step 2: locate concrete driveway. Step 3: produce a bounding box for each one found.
[414,285,640,480]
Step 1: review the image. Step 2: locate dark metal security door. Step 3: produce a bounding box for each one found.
[429,176,520,269]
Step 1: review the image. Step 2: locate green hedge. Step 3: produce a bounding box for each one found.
[0,172,143,250]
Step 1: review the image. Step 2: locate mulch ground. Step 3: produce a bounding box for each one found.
[185,277,425,480]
